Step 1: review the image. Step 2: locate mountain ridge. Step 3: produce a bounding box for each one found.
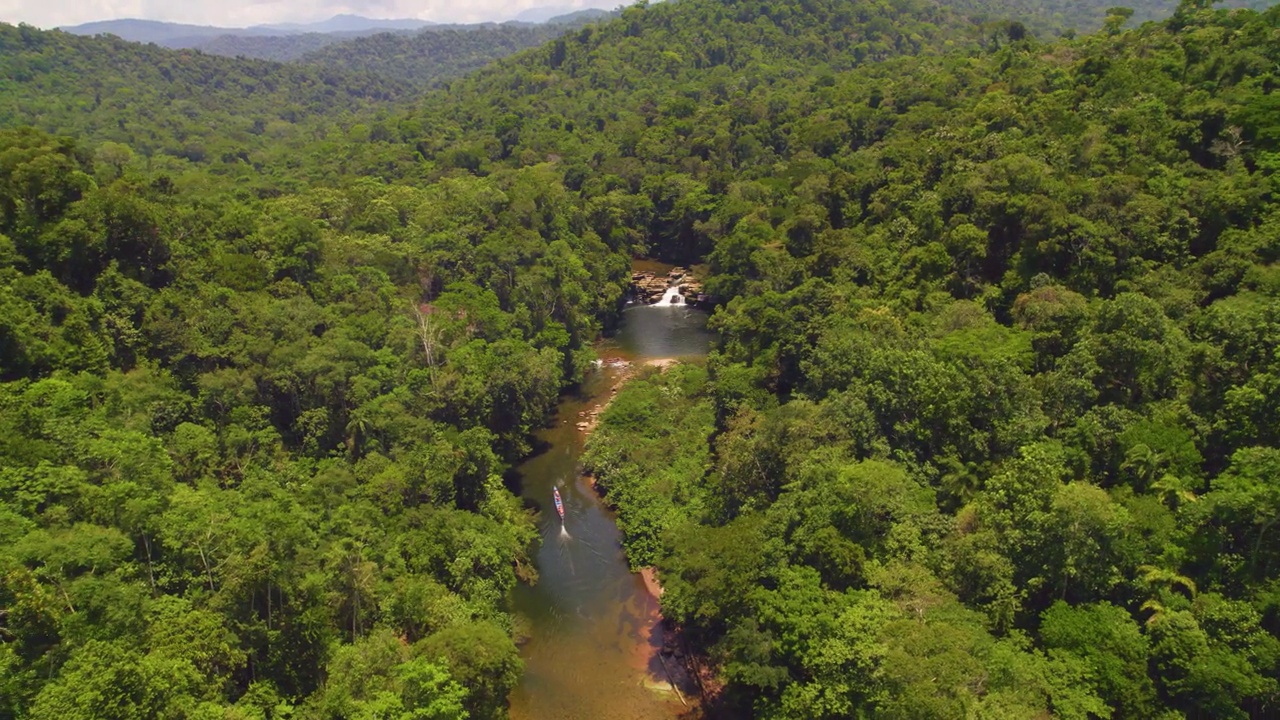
[254,14,437,33]
[513,6,615,23]
[286,12,618,83]
[57,7,619,50]
[57,9,621,60]
[58,14,436,48]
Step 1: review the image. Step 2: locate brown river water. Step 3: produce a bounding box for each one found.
[508,268,713,720]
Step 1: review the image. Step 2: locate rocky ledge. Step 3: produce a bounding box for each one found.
[630,266,706,305]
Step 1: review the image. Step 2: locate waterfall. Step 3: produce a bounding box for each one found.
[653,286,684,306]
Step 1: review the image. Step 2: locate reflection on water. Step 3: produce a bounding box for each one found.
[508,292,712,720]
[602,303,715,361]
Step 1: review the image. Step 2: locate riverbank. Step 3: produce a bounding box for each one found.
[572,355,703,709]
[640,567,664,598]
[508,354,702,720]
[509,262,714,720]
[570,356,679,433]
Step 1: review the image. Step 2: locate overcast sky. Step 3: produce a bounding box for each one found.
[0,0,617,29]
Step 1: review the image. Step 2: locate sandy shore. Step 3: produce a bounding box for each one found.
[641,567,665,598]
[571,356,679,434]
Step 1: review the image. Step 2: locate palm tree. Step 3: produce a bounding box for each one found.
[1122,443,1166,492]
[328,539,378,639]
[1150,473,1198,511]
[939,457,983,511]
[1140,598,1169,627]
[1137,564,1196,626]
[1139,564,1197,597]
[345,408,373,460]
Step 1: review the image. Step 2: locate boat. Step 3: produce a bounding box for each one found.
[553,487,564,521]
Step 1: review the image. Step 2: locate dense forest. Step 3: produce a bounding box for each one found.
[0,125,625,719]
[2,0,1280,717]
[579,1,1280,718]
[0,12,628,719]
[941,0,1275,34]
[292,23,601,88]
[0,23,411,181]
[194,31,393,63]
[192,16,613,77]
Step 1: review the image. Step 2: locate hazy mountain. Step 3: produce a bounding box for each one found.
[254,14,434,33]
[57,19,276,46]
[511,6,577,22]
[193,10,615,67]
[511,5,617,23]
[58,15,433,49]
[545,8,615,24]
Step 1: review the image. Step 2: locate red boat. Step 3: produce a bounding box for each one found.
[553,487,565,521]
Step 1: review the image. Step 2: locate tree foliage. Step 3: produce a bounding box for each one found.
[581,1,1280,717]
[5,0,1280,715]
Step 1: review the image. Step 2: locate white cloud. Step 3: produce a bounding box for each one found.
[0,0,619,29]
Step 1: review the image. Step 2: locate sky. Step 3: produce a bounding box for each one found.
[0,0,617,29]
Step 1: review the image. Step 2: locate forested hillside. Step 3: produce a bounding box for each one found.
[191,18,610,74]
[0,14,627,720]
[293,23,596,88]
[2,0,1280,717]
[945,0,1274,35]
[0,130,626,720]
[578,1,1280,718]
[0,24,407,175]
[193,31,406,63]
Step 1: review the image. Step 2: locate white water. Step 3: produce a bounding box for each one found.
[653,286,684,306]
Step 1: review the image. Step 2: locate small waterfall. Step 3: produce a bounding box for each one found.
[653,286,684,306]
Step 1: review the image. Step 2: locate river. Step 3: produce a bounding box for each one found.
[508,276,713,720]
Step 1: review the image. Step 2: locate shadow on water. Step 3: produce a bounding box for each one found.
[508,278,713,720]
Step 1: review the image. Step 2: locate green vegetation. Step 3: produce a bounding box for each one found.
[946,0,1274,36]
[0,115,629,715]
[0,10,630,714]
[294,24,592,89]
[3,0,1280,715]
[580,1,1280,718]
[0,24,406,145]
[194,32,366,63]
[197,22,599,84]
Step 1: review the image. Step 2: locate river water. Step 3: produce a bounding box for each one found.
[508,287,713,720]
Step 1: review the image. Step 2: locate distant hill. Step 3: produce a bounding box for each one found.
[281,11,615,86]
[513,6,615,23]
[193,30,415,62]
[293,23,582,87]
[513,6,579,23]
[0,23,408,161]
[56,19,277,47]
[254,14,434,34]
[58,15,433,49]
[57,10,618,69]
[545,8,616,24]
